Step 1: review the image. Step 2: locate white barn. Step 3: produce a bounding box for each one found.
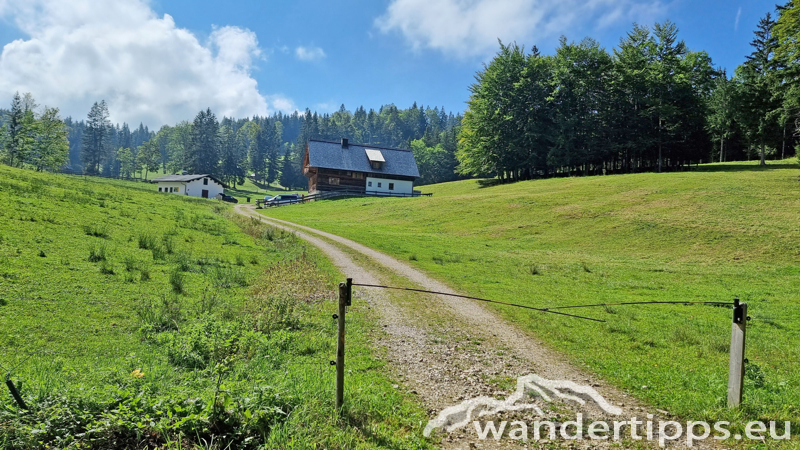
[151,174,227,199]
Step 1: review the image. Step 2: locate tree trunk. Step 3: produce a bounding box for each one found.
[720,137,724,163]
[658,142,662,173]
[760,141,766,166]
[782,123,786,160]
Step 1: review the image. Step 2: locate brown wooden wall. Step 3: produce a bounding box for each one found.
[308,168,368,192]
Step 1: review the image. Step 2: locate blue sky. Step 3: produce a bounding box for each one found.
[0,0,780,127]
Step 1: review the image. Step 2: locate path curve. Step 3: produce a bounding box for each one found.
[235,204,711,449]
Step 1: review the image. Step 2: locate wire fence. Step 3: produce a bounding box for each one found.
[352,282,735,323]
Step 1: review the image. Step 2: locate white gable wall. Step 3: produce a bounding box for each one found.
[157,177,224,199]
[366,177,413,195]
[185,177,224,198]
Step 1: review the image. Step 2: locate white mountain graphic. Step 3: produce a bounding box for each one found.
[424,374,623,437]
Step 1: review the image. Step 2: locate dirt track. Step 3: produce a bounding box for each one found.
[235,204,714,449]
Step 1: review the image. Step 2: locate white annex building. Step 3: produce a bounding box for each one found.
[151,174,227,199]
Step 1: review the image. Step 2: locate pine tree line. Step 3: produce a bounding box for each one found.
[57,102,463,187]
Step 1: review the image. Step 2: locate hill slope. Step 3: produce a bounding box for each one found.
[263,161,800,426]
[0,166,431,449]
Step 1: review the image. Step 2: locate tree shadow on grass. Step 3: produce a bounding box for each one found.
[691,162,799,172]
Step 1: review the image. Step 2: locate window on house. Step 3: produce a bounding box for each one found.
[353,172,364,179]
[389,183,394,190]
[175,187,179,193]
[203,178,208,185]
[329,177,340,185]
[377,182,382,188]
[366,149,385,170]
[159,187,162,192]
[367,181,372,187]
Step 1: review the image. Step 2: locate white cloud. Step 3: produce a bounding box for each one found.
[734,7,742,31]
[0,0,289,127]
[375,0,668,58]
[295,45,326,61]
[265,94,297,113]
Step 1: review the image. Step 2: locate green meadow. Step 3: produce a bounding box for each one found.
[263,161,800,431]
[0,165,432,449]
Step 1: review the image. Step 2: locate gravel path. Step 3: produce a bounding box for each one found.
[235,205,718,449]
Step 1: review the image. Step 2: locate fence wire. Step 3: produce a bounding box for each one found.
[353,283,735,323]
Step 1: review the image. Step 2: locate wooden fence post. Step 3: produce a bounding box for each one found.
[727,299,748,408]
[335,280,351,410]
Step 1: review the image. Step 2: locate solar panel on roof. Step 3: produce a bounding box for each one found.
[365,149,385,162]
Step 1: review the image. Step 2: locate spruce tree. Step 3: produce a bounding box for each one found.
[189,108,220,175]
[81,100,111,174]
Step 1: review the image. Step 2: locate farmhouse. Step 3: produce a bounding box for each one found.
[303,138,420,195]
[151,174,227,199]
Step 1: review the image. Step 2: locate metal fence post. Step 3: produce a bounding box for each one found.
[5,375,28,410]
[727,299,748,408]
[335,280,351,410]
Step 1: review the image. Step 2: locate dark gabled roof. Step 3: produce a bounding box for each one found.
[151,174,229,188]
[307,139,420,178]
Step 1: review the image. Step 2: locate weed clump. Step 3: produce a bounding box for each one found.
[88,244,107,262]
[84,224,109,238]
[169,267,185,294]
[139,266,151,281]
[123,255,138,272]
[162,234,175,254]
[212,266,248,288]
[174,251,193,272]
[136,294,183,332]
[137,233,158,250]
[99,260,115,275]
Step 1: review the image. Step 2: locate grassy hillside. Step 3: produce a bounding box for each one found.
[0,166,431,449]
[263,161,800,429]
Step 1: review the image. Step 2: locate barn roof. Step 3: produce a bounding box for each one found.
[307,139,420,178]
[151,174,229,188]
